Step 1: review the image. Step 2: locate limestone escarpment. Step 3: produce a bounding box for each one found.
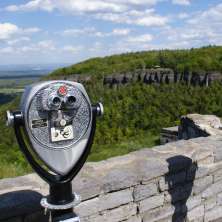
[58,68,222,87]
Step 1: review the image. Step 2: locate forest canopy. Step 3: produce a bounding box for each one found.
[48,45,222,79]
[0,45,222,178]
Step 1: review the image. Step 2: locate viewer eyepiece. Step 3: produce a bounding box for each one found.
[67,95,76,105]
[48,95,62,109]
[65,95,79,109]
[53,97,61,105]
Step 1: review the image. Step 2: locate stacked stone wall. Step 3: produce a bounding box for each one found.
[1,135,222,221]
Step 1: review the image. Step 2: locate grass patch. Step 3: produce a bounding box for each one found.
[0,89,24,94]
[88,132,159,162]
[0,161,31,179]
[0,133,159,179]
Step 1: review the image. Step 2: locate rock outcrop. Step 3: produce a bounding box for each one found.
[56,69,222,87]
[103,69,222,87]
[179,114,222,139]
[161,114,222,144]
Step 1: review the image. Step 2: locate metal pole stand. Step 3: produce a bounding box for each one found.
[41,182,81,222]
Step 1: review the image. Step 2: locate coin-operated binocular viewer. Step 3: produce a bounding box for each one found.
[6,81,103,222]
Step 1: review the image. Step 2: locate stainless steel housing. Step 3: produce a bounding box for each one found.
[20,81,92,175]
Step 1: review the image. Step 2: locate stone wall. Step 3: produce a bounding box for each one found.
[160,114,222,145]
[178,114,222,140]
[1,135,222,221]
[160,126,178,144]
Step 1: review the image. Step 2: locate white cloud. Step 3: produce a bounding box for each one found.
[24,27,41,33]
[186,3,222,42]
[95,28,131,37]
[0,23,19,40]
[105,33,154,55]
[62,27,96,36]
[177,12,189,19]
[62,45,83,54]
[188,3,222,25]
[37,40,55,50]
[107,39,155,55]
[62,27,130,37]
[135,15,167,26]
[106,3,222,53]
[172,0,190,6]
[0,40,56,54]
[7,37,31,45]
[159,3,222,48]
[2,1,222,64]
[54,1,126,13]
[96,9,168,27]
[6,0,56,12]
[127,34,153,43]
[107,0,160,5]
[0,47,14,54]
[112,28,130,36]
[5,0,127,13]
[89,42,103,52]
[5,0,167,27]
[0,22,41,41]
[5,0,163,13]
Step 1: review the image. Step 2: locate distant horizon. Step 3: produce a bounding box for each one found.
[0,63,72,72]
[0,62,71,67]
[0,44,220,67]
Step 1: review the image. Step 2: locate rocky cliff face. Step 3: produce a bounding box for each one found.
[57,68,222,87]
[103,69,222,87]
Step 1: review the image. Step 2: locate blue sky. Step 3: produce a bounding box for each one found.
[0,0,222,65]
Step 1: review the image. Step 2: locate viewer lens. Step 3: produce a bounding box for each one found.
[67,96,76,105]
[52,97,61,106]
